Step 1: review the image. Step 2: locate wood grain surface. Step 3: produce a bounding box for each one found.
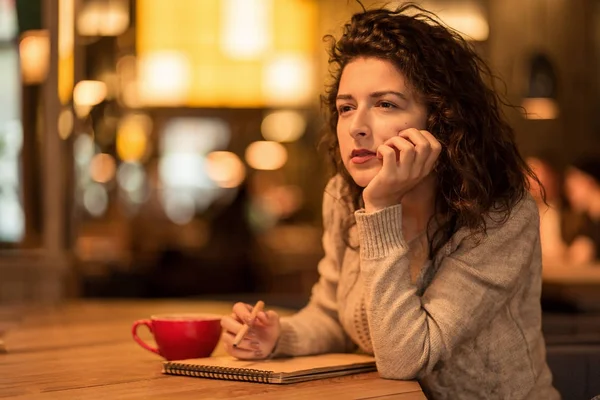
[0,300,425,399]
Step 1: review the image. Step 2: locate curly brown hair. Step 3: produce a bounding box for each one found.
[320,3,540,258]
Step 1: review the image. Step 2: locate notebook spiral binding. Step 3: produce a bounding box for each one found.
[163,363,272,383]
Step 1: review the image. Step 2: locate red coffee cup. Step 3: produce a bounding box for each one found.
[132,314,222,361]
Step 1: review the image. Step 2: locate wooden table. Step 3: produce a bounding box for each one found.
[0,300,425,399]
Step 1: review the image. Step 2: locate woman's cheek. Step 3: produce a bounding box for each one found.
[374,120,405,141]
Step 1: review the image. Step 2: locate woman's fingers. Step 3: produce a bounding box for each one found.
[386,136,415,167]
[380,136,415,180]
[377,144,398,174]
[417,130,442,172]
[232,302,254,324]
[398,128,431,175]
[256,310,278,326]
[220,313,244,334]
[221,328,271,360]
[223,337,257,356]
[222,304,281,360]
[221,330,253,350]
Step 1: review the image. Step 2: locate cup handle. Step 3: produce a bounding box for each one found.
[132,319,160,356]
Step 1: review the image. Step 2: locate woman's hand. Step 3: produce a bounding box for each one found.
[220,302,281,360]
[363,128,441,212]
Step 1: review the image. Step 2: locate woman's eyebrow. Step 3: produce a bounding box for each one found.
[336,91,408,101]
[370,90,408,100]
[336,94,353,101]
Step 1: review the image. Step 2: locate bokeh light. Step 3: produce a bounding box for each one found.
[116,114,152,162]
[263,54,313,106]
[206,151,246,188]
[245,141,288,170]
[58,108,74,140]
[73,80,107,106]
[83,183,109,217]
[261,110,306,142]
[162,192,196,225]
[19,31,50,84]
[90,153,117,183]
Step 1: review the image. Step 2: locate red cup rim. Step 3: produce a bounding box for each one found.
[150,313,222,321]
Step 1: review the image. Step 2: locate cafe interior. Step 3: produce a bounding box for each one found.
[1,0,600,398]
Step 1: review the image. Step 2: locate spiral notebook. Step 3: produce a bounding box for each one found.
[162,353,377,384]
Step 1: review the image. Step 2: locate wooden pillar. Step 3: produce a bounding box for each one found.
[40,0,68,300]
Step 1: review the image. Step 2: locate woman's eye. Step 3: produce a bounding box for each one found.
[378,101,397,109]
[338,105,353,114]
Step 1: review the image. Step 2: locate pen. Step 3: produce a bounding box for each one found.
[232,300,264,348]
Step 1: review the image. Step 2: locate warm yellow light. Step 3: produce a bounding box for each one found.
[221,0,272,59]
[206,151,246,188]
[414,1,489,41]
[138,52,191,106]
[438,13,489,41]
[77,0,130,36]
[58,0,74,104]
[261,110,306,142]
[19,30,50,84]
[116,114,152,162]
[245,141,287,170]
[521,98,559,120]
[73,80,107,106]
[90,153,117,183]
[74,104,93,119]
[58,108,74,140]
[136,0,316,107]
[272,0,317,52]
[263,54,313,106]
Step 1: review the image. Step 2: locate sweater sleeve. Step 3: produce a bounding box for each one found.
[355,196,540,379]
[272,176,357,357]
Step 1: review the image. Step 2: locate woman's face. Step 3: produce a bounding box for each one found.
[335,57,428,187]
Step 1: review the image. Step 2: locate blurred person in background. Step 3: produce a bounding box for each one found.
[220,3,558,399]
[562,156,600,265]
[526,155,568,266]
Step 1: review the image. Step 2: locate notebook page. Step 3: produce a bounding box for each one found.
[169,353,376,374]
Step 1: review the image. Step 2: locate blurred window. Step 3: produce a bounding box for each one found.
[0,0,25,244]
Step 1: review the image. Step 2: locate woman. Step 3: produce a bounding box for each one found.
[221,4,559,399]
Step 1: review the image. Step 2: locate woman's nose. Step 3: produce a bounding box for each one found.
[349,110,371,140]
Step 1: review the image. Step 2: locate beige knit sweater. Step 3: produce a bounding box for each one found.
[274,176,560,400]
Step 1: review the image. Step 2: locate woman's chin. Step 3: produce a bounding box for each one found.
[350,173,375,188]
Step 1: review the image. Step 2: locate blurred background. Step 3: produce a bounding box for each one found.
[0,0,599,297]
[1,0,600,397]
[0,0,599,301]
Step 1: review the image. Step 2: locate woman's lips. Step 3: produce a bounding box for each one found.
[351,150,377,164]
